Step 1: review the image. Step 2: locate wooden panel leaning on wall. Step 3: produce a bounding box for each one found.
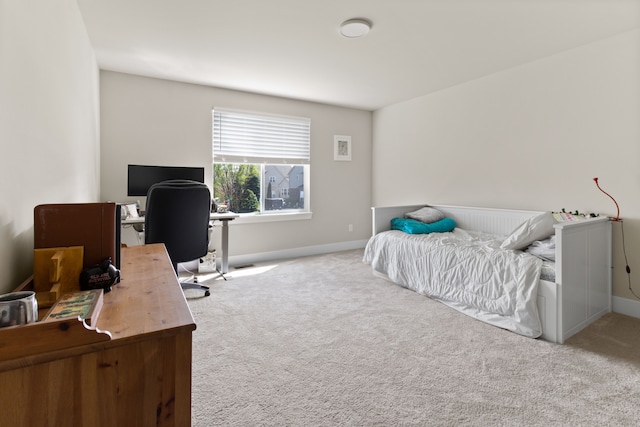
[0,244,196,427]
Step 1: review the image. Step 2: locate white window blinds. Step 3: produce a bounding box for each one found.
[213,108,310,164]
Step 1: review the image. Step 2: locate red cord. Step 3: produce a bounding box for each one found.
[593,177,620,221]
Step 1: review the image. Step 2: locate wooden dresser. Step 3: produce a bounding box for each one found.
[0,244,196,426]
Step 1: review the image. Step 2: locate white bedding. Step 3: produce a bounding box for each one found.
[363,228,543,338]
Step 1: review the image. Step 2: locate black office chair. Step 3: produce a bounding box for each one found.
[145,179,212,296]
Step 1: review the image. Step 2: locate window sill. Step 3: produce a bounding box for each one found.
[230,211,313,225]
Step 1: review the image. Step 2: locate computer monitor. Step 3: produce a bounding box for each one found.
[127,164,206,197]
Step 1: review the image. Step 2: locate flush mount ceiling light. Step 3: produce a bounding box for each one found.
[339,18,371,38]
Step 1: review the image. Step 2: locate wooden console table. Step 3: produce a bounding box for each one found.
[0,244,196,426]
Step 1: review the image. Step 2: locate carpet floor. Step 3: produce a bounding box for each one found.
[185,249,640,426]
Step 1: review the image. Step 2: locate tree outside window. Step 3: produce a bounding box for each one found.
[214,163,305,213]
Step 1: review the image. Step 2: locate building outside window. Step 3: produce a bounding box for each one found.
[212,108,310,214]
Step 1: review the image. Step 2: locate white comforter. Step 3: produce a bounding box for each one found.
[363,228,543,338]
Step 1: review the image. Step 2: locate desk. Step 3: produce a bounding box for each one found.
[0,244,196,426]
[121,211,239,274]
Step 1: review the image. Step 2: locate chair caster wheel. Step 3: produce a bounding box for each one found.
[205,290,210,297]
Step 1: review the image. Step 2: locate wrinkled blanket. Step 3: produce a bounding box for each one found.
[363,229,543,338]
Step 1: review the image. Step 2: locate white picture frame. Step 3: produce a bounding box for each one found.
[334,135,352,161]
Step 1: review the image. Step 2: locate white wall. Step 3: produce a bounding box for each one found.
[373,30,640,311]
[100,71,372,261]
[0,0,100,293]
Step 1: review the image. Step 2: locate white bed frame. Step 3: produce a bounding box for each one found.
[371,204,612,344]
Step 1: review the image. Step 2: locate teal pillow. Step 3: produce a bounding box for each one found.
[391,217,456,234]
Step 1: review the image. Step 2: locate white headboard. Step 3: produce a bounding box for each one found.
[371,204,544,237]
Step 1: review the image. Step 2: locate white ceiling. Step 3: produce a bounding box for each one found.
[77,0,640,111]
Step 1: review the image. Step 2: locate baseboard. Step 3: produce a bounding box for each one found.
[228,239,369,267]
[612,295,640,319]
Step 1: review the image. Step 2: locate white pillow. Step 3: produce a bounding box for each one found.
[405,207,445,224]
[526,235,556,261]
[500,212,557,251]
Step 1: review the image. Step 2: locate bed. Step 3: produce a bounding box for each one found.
[363,204,612,344]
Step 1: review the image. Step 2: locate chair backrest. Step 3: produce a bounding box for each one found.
[144,180,211,266]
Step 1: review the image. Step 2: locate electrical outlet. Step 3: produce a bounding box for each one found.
[198,251,217,273]
[348,224,353,232]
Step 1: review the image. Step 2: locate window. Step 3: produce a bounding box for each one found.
[213,108,310,215]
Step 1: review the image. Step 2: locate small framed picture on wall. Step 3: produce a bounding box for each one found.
[334,135,352,161]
